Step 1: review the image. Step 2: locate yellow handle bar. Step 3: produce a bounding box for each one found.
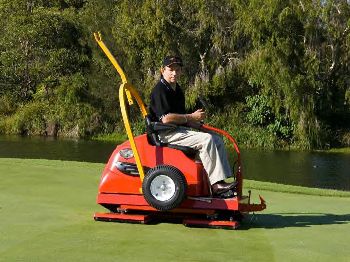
[94,32,148,182]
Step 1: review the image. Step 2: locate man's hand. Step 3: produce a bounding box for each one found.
[188,109,206,122]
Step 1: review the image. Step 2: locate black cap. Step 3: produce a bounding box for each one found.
[162,56,183,67]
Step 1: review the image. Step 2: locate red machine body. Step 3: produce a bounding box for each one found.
[99,134,208,196]
[95,128,266,229]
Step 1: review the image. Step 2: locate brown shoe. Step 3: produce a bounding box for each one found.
[211,181,238,195]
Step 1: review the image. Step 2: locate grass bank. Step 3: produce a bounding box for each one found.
[326,147,350,154]
[0,158,349,262]
[91,133,127,143]
[244,180,350,198]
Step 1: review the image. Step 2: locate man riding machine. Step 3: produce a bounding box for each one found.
[93,32,266,229]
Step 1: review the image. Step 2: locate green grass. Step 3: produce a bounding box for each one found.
[244,180,350,197]
[326,147,350,154]
[0,158,349,262]
[91,132,127,143]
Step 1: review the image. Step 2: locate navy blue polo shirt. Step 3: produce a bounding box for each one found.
[149,78,186,121]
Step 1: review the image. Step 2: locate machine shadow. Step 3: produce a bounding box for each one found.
[241,213,350,229]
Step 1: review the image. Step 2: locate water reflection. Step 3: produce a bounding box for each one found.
[0,135,116,163]
[242,150,350,191]
[0,135,349,191]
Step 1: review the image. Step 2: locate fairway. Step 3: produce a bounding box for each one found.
[0,158,349,262]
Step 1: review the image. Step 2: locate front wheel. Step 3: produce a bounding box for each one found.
[142,165,187,211]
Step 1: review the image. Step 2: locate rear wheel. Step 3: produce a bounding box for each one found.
[142,165,187,211]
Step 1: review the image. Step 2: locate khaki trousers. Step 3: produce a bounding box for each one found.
[158,127,232,185]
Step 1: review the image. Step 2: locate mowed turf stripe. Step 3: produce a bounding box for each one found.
[0,158,349,262]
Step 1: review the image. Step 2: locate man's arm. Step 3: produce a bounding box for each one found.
[161,109,206,127]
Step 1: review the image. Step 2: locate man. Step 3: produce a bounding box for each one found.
[149,55,237,195]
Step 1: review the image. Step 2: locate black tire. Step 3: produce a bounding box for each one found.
[142,165,187,211]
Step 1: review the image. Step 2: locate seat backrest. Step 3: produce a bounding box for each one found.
[145,116,166,146]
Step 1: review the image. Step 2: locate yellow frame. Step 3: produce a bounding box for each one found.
[94,32,148,181]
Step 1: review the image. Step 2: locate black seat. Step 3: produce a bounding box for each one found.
[145,116,197,158]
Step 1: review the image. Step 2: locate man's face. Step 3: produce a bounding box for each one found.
[162,64,182,85]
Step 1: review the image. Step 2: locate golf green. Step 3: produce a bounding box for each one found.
[0,158,349,261]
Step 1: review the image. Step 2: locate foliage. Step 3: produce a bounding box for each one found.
[0,0,349,149]
[245,94,294,142]
[0,0,100,137]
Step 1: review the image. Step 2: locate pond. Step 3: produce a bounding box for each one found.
[0,135,349,191]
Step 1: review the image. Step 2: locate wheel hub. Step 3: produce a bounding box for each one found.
[150,175,176,201]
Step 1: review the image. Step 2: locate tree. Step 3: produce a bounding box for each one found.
[0,0,99,136]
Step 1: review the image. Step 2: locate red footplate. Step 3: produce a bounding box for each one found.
[183,218,240,229]
[94,212,151,224]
